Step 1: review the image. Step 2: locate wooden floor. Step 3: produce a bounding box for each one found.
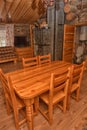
[0,61,87,130]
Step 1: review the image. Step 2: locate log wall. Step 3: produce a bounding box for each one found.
[64,0,87,24]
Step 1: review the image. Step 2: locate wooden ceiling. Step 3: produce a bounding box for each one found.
[0,0,47,24]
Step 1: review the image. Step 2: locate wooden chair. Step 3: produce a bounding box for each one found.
[38,54,51,65]
[68,61,85,106]
[39,67,71,125]
[22,56,38,68]
[0,68,26,130]
[0,69,38,130]
[8,76,39,130]
[0,68,12,115]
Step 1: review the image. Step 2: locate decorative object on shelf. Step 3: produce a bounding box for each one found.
[40,21,48,29]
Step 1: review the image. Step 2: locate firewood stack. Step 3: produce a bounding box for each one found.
[64,0,87,24]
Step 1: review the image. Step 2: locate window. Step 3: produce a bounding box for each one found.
[0,25,6,47]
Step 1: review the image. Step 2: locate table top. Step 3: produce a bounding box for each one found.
[6,60,72,100]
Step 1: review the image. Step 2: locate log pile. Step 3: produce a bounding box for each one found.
[64,0,87,24]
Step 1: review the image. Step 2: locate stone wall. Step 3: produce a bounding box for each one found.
[74,26,87,64]
[33,27,51,56]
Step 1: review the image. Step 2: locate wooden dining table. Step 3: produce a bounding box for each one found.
[5,60,72,130]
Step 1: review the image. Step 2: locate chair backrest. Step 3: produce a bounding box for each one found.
[7,75,21,109]
[0,69,27,129]
[49,67,71,101]
[38,54,51,65]
[22,56,39,68]
[71,61,85,88]
[0,68,22,109]
[0,68,12,105]
[0,68,18,107]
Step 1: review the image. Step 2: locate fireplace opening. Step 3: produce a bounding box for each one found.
[14,36,30,47]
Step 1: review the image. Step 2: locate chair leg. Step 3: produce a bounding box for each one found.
[63,97,67,113]
[67,91,71,110]
[48,104,53,125]
[5,100,11,115]
[13,109,19,130]
[76,88,80,101]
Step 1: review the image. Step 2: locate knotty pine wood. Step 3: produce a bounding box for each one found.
[0,62,87,130]
[0,0,45,24]
[63,24,75,63]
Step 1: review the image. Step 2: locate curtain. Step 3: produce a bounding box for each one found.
[0,25,6,47]
[6,24,14,46]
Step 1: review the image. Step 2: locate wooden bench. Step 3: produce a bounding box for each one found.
[0,46,17,63]
[15,46,34,61]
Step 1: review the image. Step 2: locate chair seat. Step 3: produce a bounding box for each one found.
[71,83,79,93]
[40,90,65,105]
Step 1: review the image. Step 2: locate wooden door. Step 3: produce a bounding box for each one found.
[63,24,75,63]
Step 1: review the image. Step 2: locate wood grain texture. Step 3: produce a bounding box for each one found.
[63,24,75,63]
[0,61,87,130]
[0,0,46,23]
[22,56,39,68]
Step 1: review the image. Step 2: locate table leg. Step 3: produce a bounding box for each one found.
[24,99,34,130]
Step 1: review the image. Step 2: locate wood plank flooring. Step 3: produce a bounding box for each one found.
[0,61,87,130]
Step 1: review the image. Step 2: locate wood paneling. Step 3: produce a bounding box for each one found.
[0,0,46,24]
[63,24,75,63]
